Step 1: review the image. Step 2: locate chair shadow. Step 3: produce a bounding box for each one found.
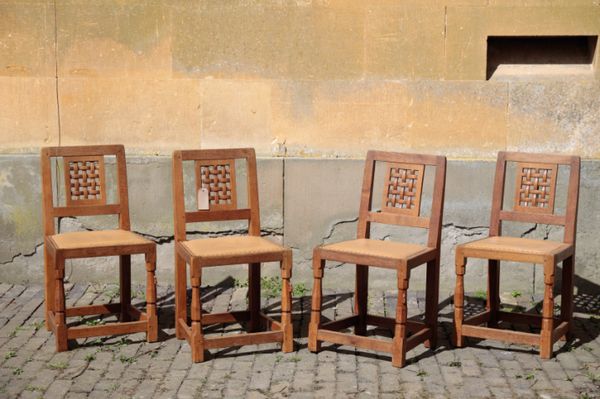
[83,268,598,360]
[437,266,600,355]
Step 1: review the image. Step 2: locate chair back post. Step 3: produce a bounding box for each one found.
[489,152,508,237]
[357,151,377,239]
[492,151,581,245]
[172,150,187,243]
[115,146,131,230]
[426,156,446,249]
[564,156,581,245]
[245,149,261,236]
[40,147,56,237]
[40,145,129,237]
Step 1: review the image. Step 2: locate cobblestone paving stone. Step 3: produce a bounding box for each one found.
[0,282,598,398]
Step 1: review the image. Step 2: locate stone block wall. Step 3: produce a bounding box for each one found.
[1,1,599,296]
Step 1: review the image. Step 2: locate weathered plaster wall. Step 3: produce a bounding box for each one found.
[1,1,600,295]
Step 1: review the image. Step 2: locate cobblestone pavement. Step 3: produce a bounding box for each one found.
[0,280,598,398]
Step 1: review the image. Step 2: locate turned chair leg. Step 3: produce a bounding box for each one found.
[308,253,325,353]
[120,255,131,323]
[392,270,409,368]
[248,262,261,333]
[54,257,68,352]
[561,256,575,340]
[190,266,205,363]
[424,259,439,349]
[540,258,556,359]
[145,253,158,343]
[487,259,500,328]
[354,265,368,336]
[454,255,466,348]
[174,254,187,340]
[281,251,294,352]
[44,245,55,332]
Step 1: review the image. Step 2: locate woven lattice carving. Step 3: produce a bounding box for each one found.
[382,163,424,216]
[63,156,106,206]
[514,162,557,214]
[195,159,237,210]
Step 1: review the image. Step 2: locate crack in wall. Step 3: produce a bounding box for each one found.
[320,217,359,243]
[0,243,44,265]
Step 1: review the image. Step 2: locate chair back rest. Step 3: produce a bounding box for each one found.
[490,151,580,244]
[357,151,447,249]
[172,148,260,242]
[40,145,131,236]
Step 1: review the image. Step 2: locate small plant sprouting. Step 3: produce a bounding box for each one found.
[13,367,23,376]
[9,325,25,338]
[447,361,462,367]
[292,282,308,297]
[261,276,282,299]
[25,385,43,392]
[48,361,68,370]
[85,353,96,362]
[119,354,135,364]
[84,318,105,327]
[234,278,249,288]
[474,290,487,300]
[132,289,145,300]
[524,372,535,381]
[30,321,45,332]
[416,370,428,378]
[585,371,600,384]
[510,290,522,298]
[4,351,16,360]
[104,286,120,300]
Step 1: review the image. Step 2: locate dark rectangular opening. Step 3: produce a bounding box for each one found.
[486,36,597,80]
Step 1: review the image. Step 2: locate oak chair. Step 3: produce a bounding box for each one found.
[172,148,293,362]
[454,151,580,359]
[41,145,158,351]
[308,150,447,367]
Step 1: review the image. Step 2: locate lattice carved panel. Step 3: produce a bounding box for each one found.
[513,162,557,214]
[195,159,237,210]
[382,162,424,216]
[63,156,106,206]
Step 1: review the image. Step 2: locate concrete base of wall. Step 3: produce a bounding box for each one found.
[1,155,598,298]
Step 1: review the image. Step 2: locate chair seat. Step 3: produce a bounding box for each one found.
[181,236,284,259]
[459,236,572,261]
[49,229,151,250]
[321,238,432,264]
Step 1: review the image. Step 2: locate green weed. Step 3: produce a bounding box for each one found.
[47,361,68,370]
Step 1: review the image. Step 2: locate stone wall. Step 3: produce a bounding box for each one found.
[1,1,599,295]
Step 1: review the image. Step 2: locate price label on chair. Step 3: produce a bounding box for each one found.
[197,187,209,210]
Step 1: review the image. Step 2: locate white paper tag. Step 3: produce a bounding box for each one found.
[198,188,209,210]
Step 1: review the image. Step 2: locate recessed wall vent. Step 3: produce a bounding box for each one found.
[486,36,597,80]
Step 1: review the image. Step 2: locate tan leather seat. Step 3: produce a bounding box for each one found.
[322,238,431,260]
[459,236,570,256]
[181,236,283,259]
[49,229,151,250]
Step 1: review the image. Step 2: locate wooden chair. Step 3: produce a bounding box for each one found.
[454,151,580,359]
[41,145,158,351]
[172,148,293,362]
[308,150,446,367]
